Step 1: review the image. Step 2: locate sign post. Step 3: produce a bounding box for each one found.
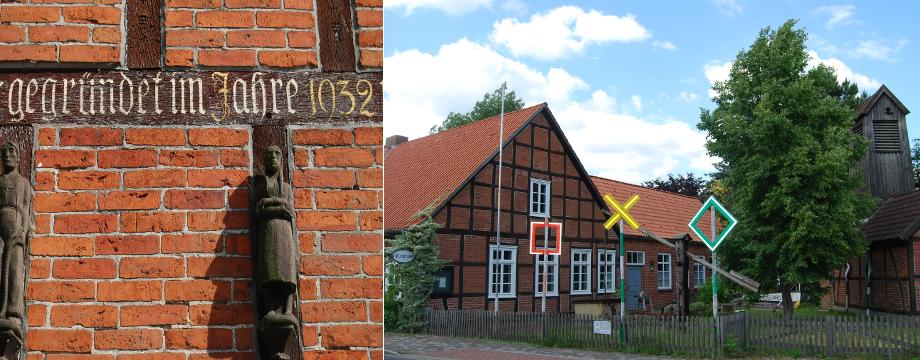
[688,196,738,355]
[602,193,640,344]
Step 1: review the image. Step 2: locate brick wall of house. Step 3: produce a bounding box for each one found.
[25,125,383,359]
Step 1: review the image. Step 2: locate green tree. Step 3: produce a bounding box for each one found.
[642,172,708,198]
[912,138,919,189]
[384,204,446,332]
[697,19,874,319]
[430,83,525,133]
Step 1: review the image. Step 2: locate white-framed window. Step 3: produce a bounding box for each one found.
[693,261,706,288]
[488,245,517,298]
[534,254,559,296]
[571,249,592,295]
[597,249,616,294]
[626,251,645,265]
[657,253,672,289]
[529,178,550,217]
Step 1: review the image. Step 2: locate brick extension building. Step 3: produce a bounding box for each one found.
[384,104,715,313]
[0,0,383,357]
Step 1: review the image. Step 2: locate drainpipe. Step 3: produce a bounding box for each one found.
[843,263,850,312]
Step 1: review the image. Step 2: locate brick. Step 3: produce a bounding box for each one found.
[121,305,188,326]
[38,128,56,145]
[227,30,285,47]
[29,25,90,43]
[99,190,160,210]
[314,148,373,167]
[369,300,382,322]
[162,233,221,253]
[363,255,383,275]
[35,171,54,191]
[294,169,354,188]
[63,6,120,24]
[36,214,50,234]
[165,10,194,27]
[0,25,25,43]
[232,279,251,301]
[165,0,219,8]
[0,6,60,23]
[97,280,162,301]
[166,49,194,67]
[225,0,280,8]
[58,170,119,190]
[187,169,249,187]
[293,148,309,166]
[360,210,381,230]
[119,353,186,360]
[51,304,117,327]
[355,0,381,5]
[321,324,382,347]
[125,128,187,145]
[28,304,46,327]
[54,214,116,234]
[45,355,116,360]
[27,329,92,352]
[98,149,158,168]
[159,149,219,167]
[315,190,377,209]
[302,327,318,347]
[235,327,253,350]
[92,27,120,43]
[53,258,116,279]
[33,192,96,212]
[301,255,362,275]
[187,353,256,360]
[60,45,120,63]
[166,328,233,350]
[0,45,56,61]
[120,211,185,232]
[221,149,249,167]
[256,10,312,28]
[320,278,382,299]
[283,0,311,10]
[356,168,381,187]
[95,329,164,350]
[165,189,226,209]
[322,233,381,253]
[287,31,316,49]
[31,236,93,256]
[225,234,251,255]
[293,129,352,145]
[187,256,252,277]
[358,30,382,48]
[36,150,94,169]
[30,258,51,278]
[360,49,382,68]
[187,210,249,230]
[259,50,315,68]
[59,127,122,145]
[28,280,94,302]
[189,303,253,325]
[124,169,186,188]
[297,211,356,231]
[298,232,315,253]
[119,257,184,278]
[293,189,311,208]
[188,128,249,146]
[95,235,159,255]
[165,279,231,301]
[166,29,224,48]
[355,127,382,145]
[299,278,317,300]
[300,301,365,322]
[196,10,254,28]
[356,10,382,27]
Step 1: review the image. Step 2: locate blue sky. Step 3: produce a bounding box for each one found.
[384,0,919,183]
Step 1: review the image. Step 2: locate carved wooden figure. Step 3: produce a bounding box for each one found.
[250,145,301,360]
[0,142,32,359]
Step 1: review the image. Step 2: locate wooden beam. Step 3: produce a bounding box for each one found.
[126,0,164,69]
[316,0,357,72]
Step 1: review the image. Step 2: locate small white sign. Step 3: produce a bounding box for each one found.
[593,320,612,335]
[392,249,414,263]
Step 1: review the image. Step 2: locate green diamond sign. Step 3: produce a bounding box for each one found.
[688,196,738,251]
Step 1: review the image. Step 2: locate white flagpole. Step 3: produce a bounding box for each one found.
[494,84,505,313]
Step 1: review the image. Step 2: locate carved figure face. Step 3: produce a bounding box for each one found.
[266,146,281,175]
[1,143,18,171]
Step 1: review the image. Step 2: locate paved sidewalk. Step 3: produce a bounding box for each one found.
[384,333,678,360]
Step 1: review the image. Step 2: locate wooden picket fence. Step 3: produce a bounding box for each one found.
[423,309,920,358]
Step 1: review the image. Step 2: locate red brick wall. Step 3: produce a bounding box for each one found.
[0,3,122,63]
[26,125,383,359]
[831,243,914,314]
[354,0,382,69]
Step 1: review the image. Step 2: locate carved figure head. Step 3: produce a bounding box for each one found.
[265,145,282,176]
[1,142,18,173]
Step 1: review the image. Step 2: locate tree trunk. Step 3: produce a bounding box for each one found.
[781,285,794,320]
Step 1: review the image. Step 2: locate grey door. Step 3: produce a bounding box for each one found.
[626,265,642,310]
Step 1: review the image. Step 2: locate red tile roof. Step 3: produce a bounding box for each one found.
[384,104,546,230]
[590,176,713,242]
[864,190,920,242]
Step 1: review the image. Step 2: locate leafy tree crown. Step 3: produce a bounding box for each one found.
[430,82,525,133]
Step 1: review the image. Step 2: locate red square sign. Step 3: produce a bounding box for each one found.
[530,221,562,255]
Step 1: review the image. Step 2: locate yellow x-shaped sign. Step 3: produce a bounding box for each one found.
[603,193,640,230]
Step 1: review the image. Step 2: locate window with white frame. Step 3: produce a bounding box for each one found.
[529,178,550,217]
[534,254,559,296]
[488,245,517,298]
[626,251,645,265]
[657,253,672,289]
[571,249,592,295]
[693,261,706,288]
[597,249,616,293]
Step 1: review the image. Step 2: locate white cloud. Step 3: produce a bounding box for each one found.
[703,60,732,98]
[678,91,701,103]
[851,38,908,62]
[813,5,857,29]
[711,0,743,16]
[807,51,881,91]
[385,0,492,16]
[630,95,643,112]
[499,0,526,14]
[385,38,716,184]
[652,40,677,50]
[490,6,651,60]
